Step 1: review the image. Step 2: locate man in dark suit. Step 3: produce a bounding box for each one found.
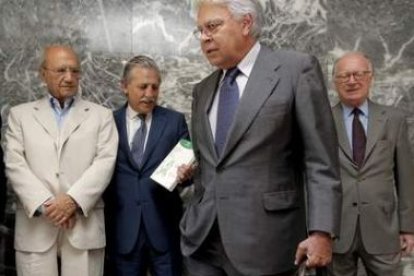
[329,52,414,276]
[104,55,190,276]
[0,114,7,223]
[180,0,342,275]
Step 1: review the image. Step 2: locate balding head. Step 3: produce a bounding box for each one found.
[40,45,81,105]
[333,52,374,107]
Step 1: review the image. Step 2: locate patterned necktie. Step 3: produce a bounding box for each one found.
[131,114,147,167]
[352,108,366,168]
[215,67,240,156]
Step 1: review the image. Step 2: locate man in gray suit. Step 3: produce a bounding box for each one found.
[329,52,414,276]
[180,0,342,275]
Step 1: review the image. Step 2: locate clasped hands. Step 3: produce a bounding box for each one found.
[43,194,78,229]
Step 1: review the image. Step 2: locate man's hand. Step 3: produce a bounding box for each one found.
[44,194,78,228]
[400,233,414,256]
[176,163,195,184]
[60,214,77,229]
[295,231,333,267]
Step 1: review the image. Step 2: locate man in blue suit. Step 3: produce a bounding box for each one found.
[104,55,190,276]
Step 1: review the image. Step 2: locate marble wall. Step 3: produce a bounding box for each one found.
[0,0,413,275]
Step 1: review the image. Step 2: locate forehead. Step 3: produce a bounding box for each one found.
[128,67,160,83]
[335,55,370,72]
[45,48,79,68]
[197,3,231,24]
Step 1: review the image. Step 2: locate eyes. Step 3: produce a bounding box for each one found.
[43,67,81,77]
[193,19,225,39]
[334,71,372,83]
[137,84,159,91]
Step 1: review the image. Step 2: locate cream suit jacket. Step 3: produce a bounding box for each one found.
[5,97,118,252]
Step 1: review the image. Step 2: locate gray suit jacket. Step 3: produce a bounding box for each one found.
[181,45,342,275]
[332,101,414,254]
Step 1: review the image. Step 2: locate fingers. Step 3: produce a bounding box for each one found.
[176,164,194,183]
[295,233,333,268]
[400,234,414,256]
[60,215,77,229]
[295,241,307,265]
[43,194,78,227]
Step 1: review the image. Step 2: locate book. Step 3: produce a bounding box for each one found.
[150,139,195,191]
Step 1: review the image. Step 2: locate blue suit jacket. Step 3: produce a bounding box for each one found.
[105,105,189,254]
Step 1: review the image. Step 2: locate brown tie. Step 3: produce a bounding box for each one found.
[352,108,366,168]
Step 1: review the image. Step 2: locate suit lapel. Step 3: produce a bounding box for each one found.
[199,70,222,163]
[60,99,90,147]
[219,46,280,164]
[114,106,137,168]
[364,101,387,161]
[32,97,59,142]
[332,104,353,161]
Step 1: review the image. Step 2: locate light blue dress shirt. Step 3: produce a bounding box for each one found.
[49,96,75,128]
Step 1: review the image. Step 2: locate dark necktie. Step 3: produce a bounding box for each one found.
[215,67,240,156]
[352,108,366,168]
[131,114,147,167]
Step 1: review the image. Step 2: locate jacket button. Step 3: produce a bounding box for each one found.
[352,202,358,206]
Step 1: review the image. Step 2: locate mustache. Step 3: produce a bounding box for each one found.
[139,97,156,104]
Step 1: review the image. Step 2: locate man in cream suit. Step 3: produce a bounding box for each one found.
[4,45,118,276]
[180,0,342,275]
[330,52,414,275]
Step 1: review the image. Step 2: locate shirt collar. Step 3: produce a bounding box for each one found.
[341,99,369,118]
[222,42,261,79]
[126,104,152,120]
[48,95,75,110]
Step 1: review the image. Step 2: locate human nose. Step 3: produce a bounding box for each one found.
[199,29,213,42]
[144,86,156,96]
[347,73,358,83]
[62,70,80,81]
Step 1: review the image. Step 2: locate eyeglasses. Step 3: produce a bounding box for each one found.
[334,71,372,84]
[193,19,225,40]
[43,67,81,77]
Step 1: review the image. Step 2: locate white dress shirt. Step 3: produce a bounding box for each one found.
[209,42,261,139]
[126,105,152,151]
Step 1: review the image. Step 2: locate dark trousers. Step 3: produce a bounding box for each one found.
[184,221,296,276]
[108,224,182,276]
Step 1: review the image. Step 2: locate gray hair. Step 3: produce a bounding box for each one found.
[332,51,374,76]
[196,0,264,39]
[122,55,161,84]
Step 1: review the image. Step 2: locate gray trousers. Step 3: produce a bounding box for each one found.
[328,220,401,276]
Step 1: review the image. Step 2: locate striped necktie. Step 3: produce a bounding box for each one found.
[131,114,147,167]
[215,67,240,156]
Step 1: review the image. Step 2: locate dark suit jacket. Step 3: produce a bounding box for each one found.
[0,115,7,223]
[180,45,342,275]
[105,105,189,255]
[332,100,414,254]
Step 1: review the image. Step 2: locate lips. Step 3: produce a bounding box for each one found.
[205,48,218,55]
[345,87,360,93]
